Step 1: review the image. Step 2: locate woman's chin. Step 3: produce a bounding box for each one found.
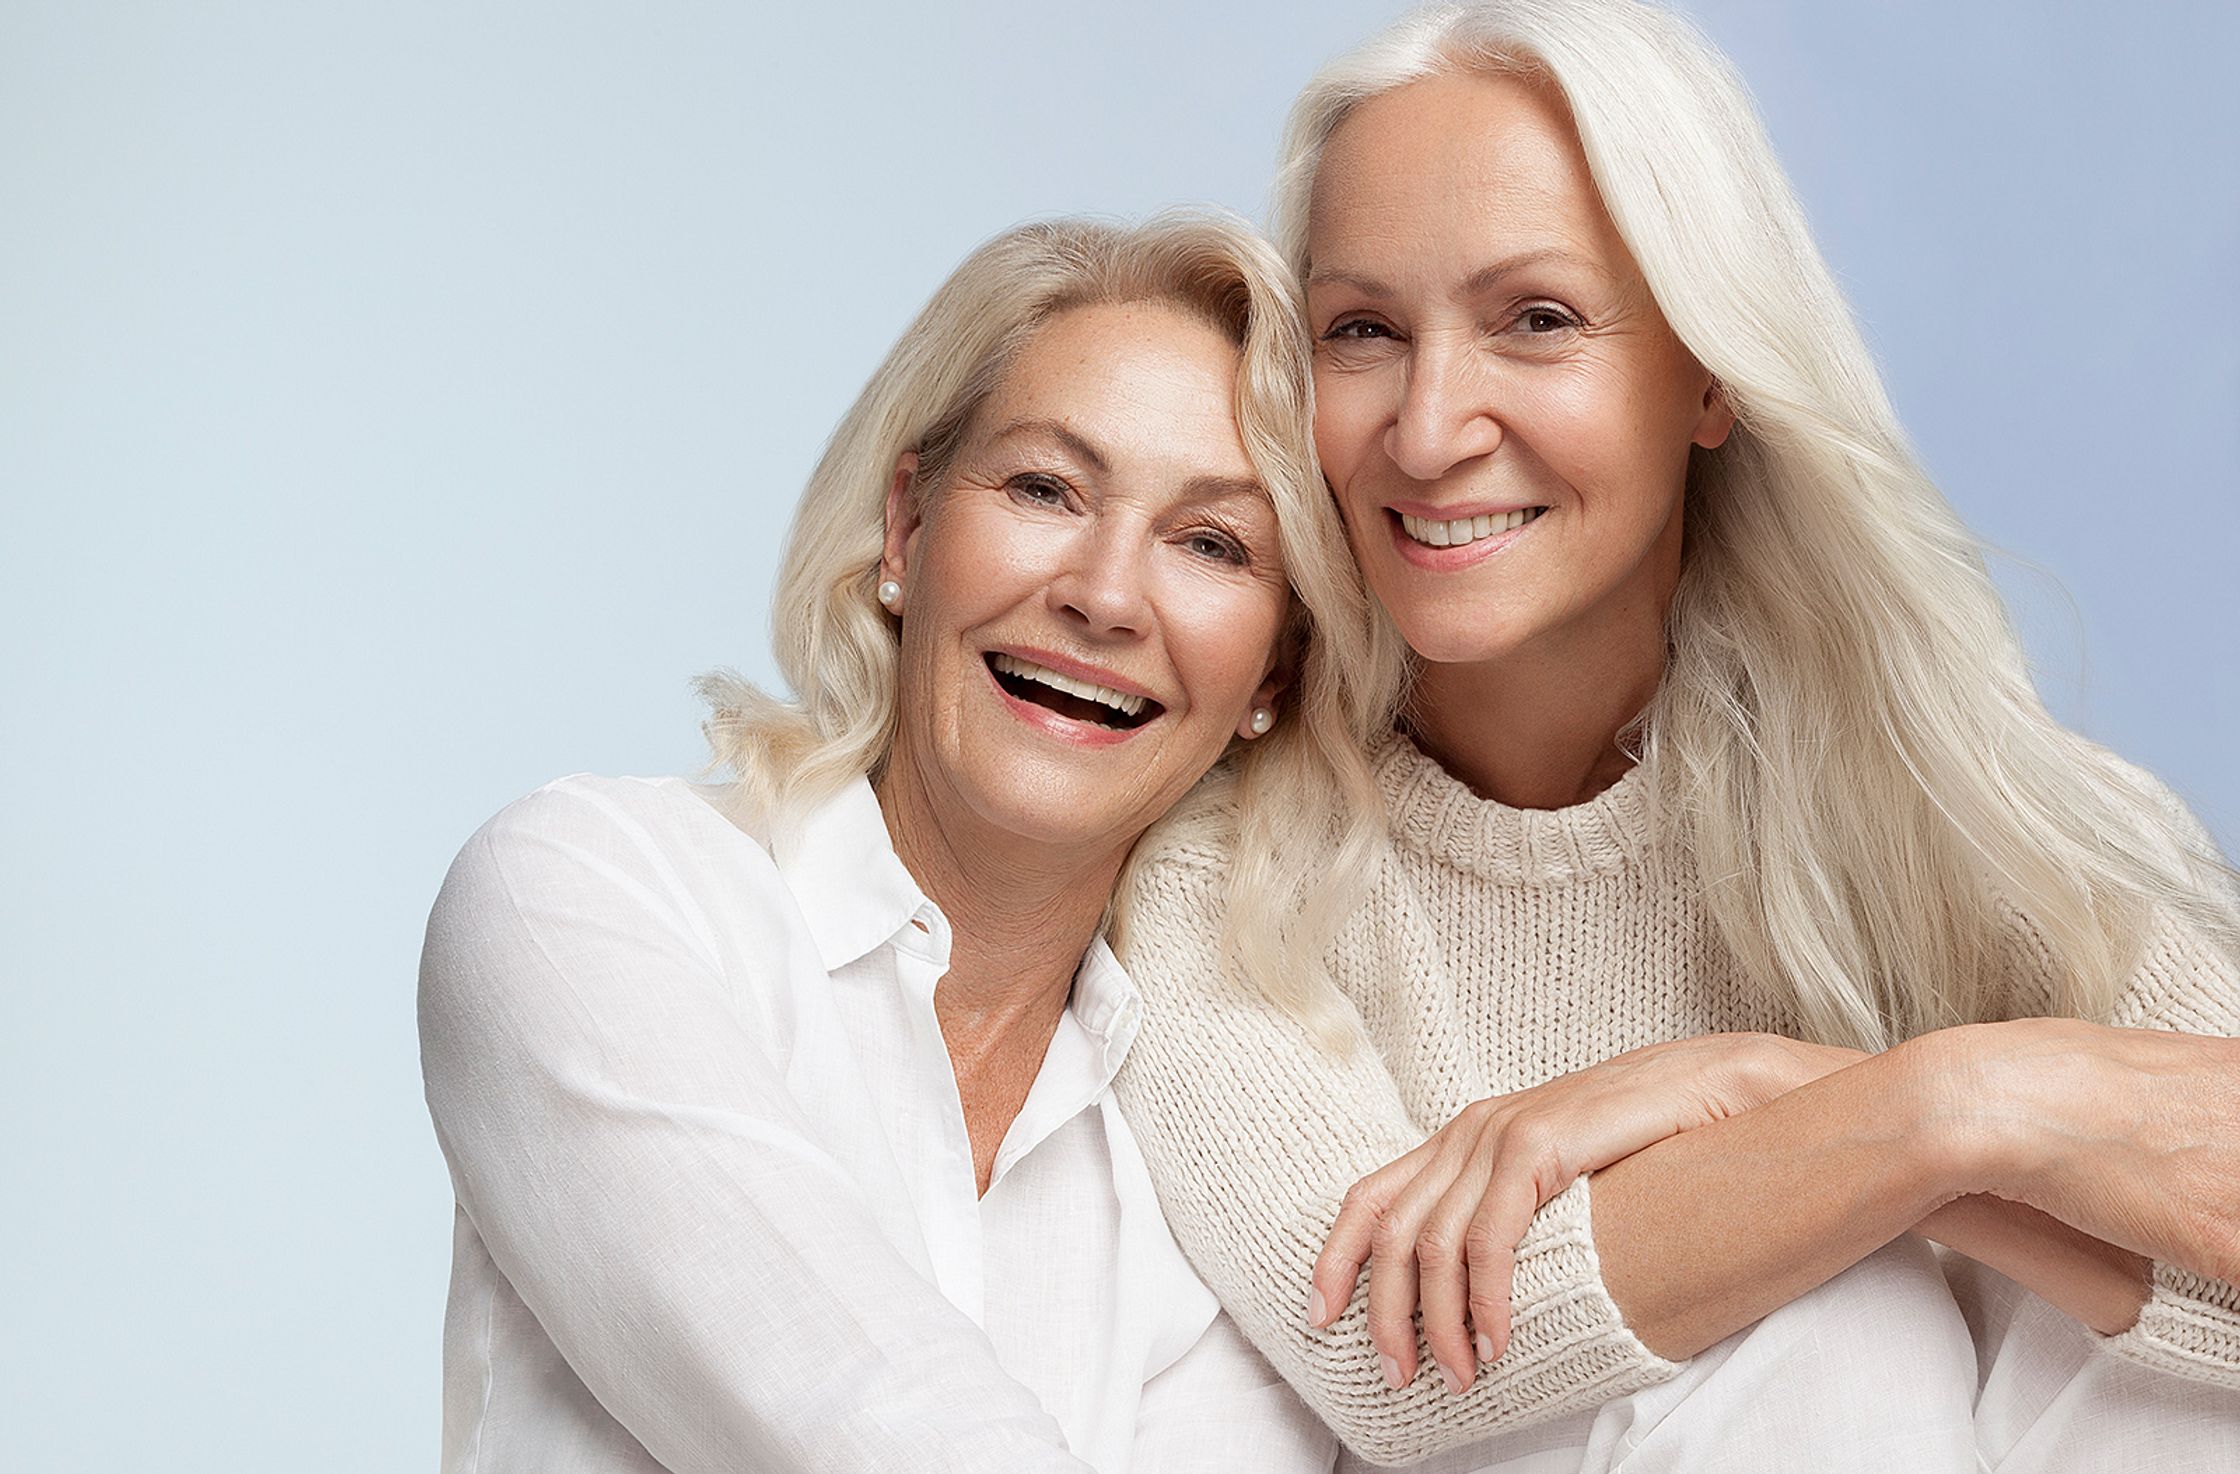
[1362,572,1544,668]
[1389,611,1536,669]
[936,733,1183,858]
[961,772,1160,857]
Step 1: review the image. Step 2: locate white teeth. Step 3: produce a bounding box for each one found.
[990,654,1148,717]
[1398,508,1542,548]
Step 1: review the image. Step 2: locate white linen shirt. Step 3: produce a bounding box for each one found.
[419,772,1335,1474]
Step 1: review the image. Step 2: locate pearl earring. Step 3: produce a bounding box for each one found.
[1248,707,1274,736]
[876,579,902,609]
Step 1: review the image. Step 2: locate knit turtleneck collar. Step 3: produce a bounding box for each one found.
[1373,730,1663,886]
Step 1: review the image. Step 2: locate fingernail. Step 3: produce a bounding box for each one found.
[1306,1287,1326,1326]
[1441,1362,1466,1395]
[1476,1332,1496,1364]
[1380,1352,1405,1389]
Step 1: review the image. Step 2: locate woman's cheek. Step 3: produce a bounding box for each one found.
[1177,582,1281,714]
[1312,370,1379,484]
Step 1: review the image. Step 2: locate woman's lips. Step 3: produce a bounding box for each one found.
[1386,505,1545,570]
[987,651,1155,723]
[983,656,1153,748]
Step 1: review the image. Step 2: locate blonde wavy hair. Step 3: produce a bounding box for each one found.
[1273,0,2240,1048]
[700,213,1391,1008]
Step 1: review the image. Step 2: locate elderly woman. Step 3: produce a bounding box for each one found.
[416,214,1388,1472]
[1110,3,2240,1470]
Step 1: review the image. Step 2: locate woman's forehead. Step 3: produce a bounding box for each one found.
[1308,72,1629,287]
[967,305,1259,485]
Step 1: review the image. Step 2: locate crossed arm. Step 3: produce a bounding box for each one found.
[1326,1019,2234,1391]
[1112,853,2240,1467]
[1588,1032,2161,1361]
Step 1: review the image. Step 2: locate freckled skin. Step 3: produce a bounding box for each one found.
[880,300,1291,875]
[1306,71,1734,807]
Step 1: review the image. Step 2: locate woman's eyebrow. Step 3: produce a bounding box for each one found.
[984,417,1108,473]
[1183,476,1272,508]
[987,420,1264,506]
[1457,247,1603,295]
[1307,247,1604,299]
[1305,265,1394,297]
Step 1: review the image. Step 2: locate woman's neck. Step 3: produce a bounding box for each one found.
[872,756,1118,1024]
[1407,622,1666,812]
[871,752,1125,1193]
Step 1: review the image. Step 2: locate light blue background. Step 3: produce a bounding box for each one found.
[4,2,2233,1467]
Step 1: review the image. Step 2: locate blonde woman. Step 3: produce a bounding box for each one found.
[1110,3,2240,1469]
[417,213,1391,1473]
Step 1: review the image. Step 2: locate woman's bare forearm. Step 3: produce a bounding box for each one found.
[1588,1036,2151,1358]
[1915,1194,2149,1334]
[1588,1042,1959,1358]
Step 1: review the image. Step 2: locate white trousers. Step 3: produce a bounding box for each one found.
[1944,1255,2240,1474]
[1346,1238,2240,1474]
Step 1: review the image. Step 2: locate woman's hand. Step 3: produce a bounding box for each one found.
[1921,1018,2240,1286]
[1309,1032,1863,1394]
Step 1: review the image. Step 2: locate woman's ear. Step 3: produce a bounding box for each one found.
[880,452,924,612]
[1692,379,1737,451]
[1236,643,1294,742]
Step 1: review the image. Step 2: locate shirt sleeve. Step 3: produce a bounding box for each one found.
[2050,760,2240,1388]
[1111,847,1681,1467]
[418,780,1094,1473]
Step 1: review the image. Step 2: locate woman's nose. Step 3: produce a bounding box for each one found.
[1383,339,1503,483]
[1047,524,1152,638]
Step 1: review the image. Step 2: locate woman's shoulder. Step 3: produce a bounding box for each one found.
[2059,736,2228,860]
[421,772,832,1033]
[434,772,789,941]
[462,772,769,868]
[1117,767,1410,999]
[1987,732,2240,1029]
[1123,763,1382,912]
[1128,766,1249,882]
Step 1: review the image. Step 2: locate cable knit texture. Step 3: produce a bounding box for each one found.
[1112,732,2240,1464]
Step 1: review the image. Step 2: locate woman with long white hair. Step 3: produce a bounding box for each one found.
[417,212,1391,1472]
[1109,3,2240,1468]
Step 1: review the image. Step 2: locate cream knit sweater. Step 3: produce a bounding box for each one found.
[1112,733,2240,1466]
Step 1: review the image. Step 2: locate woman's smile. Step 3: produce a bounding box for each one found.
[1387,503,1550,570]
[982,647,1165,747]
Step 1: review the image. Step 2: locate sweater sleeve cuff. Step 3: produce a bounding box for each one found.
[2100,1261,2240,1389]
[1503,1175,1687,1407]
[1330,1175,1686,1466]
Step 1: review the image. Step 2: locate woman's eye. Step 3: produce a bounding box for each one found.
[1321,317,1395,342]
[1008,474,1071,507]
[1182,530,1247,565]
[1517,305,1579,334]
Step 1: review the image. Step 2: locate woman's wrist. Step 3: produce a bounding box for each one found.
[1883,1024,2014,1208]
[1905,1016,2149,1209]
[1752,1035,1867,1098]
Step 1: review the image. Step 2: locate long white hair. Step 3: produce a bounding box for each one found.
[700,213,1392,1017]
[1273,0,2239,1046]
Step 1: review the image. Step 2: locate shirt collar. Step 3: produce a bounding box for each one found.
[769,778,930,973]
[1067,934,1144,1077]
[768,777,1146,1068]
[986,935,1145,1186]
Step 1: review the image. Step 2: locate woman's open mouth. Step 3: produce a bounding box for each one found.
[986,653,1162,731]
[1396,506,1546,548]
